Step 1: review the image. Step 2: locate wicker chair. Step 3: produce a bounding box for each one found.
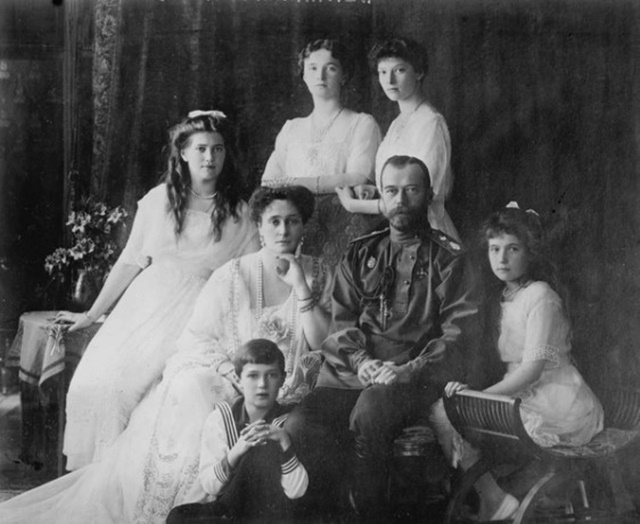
[443,388,640,523]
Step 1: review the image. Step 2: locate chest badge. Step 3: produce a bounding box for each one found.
[366,256,376,269]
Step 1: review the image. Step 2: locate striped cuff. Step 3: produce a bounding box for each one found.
[214,455,232,484]
[281,448,301,475]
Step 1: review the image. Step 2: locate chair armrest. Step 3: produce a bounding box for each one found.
[443,389,539,454]
[600,387,640,430]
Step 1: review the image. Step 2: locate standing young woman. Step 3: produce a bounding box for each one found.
[262,38,381,266]
[336,37,460,241]
[56,111,259,471]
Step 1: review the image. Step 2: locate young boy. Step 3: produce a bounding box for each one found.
[166,339,308,523]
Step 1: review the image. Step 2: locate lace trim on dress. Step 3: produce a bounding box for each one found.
[522,344,561,367]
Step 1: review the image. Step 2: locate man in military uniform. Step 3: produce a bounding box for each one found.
[285,155,478,520]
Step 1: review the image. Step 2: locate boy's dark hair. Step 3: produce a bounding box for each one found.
[233,339,285,377]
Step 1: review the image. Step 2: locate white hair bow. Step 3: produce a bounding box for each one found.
[506,201,539,216]
[188,109,227,120]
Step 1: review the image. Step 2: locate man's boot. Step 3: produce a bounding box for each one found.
[349,436,389,522]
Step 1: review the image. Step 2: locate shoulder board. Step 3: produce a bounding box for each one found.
[428,229,464,255]
[349,226,390,245]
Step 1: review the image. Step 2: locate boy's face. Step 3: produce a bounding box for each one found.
[240,363,284,411]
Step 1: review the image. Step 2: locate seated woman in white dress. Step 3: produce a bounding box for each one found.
[55,110,259,471]
[262,38,382,266]
[336,37,460,241]
[431,203,604,521]
[0,185,332,524]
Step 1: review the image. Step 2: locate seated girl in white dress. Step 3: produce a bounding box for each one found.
[55,110,259,470]
[432,202,604,521]
[0,186,332,524]
[262,38,382,266]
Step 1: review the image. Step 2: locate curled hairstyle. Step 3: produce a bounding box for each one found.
[297,38,353,82]
[249,185,315,225]
[163,113,243,241]
[233,338,285,377]
[368,37,429,77]
[480,207,563,297]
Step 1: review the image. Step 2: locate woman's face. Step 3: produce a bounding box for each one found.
[488,233,530,285]
[258,199,304,255]
[377,57,423,102]
[303,48,344,100]
[180,131,226,185]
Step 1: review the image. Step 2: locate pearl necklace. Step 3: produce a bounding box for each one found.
[188,187,217,200]
[256,253,298,376]
[502,281,528,302]
[310,107,344,143]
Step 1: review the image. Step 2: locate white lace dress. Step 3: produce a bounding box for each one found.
[63,184,259,470]
[497,281,603,446]
[375,102,459,240]
[262,110,382,266]
[0,252,331,524]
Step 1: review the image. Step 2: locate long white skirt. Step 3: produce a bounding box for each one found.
[0,350,237,523]
[63,264,209,470]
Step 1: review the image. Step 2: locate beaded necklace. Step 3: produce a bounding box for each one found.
[307,107,343,165]
[188,187,217,200]
[255,253,298,376]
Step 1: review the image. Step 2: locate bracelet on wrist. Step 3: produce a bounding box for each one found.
[299,299,318,314]
[83,311,96,323]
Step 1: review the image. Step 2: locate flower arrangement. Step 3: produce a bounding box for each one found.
[44,197,128,285]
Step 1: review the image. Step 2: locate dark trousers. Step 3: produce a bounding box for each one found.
[166,442,292,524]
[284,384,439,516]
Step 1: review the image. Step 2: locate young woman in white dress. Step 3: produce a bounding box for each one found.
[336,37,460,241]
[55,111,259,471]
[262,38,382,266]
[0,186,332,524]
[431,203,604,521]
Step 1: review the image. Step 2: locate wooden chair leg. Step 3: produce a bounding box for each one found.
[513,470,556,524]
[444,458,492,524]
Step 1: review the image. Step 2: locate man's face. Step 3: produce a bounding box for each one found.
[380,163,431,233]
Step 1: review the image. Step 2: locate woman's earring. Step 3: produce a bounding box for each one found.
[259,235,265,248]
[295,237,304,257]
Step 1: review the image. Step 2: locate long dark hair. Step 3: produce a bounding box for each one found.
[162,112,243,241]
[479,206,568,314]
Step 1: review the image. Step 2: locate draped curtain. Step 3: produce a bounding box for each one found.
[78,0,640,393]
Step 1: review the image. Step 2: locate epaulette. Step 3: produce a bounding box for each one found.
[349,226,390,245]
[428,228,464,255]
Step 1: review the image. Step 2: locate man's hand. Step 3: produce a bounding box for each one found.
[370,361,411,386]
[357,359,383,386]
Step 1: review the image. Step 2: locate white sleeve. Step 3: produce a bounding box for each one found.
[345,114,382,183]
[198,408,232,497]
[262,120,292,181]
[118,189,158,268]
[176,261,234,370]
[415,116,452,202]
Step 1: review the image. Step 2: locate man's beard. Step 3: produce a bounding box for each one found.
[386,207,429,233]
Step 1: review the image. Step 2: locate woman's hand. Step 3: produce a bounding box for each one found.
[275,253,307,291]
[353,183,377,200]
[53,311,94,332]
[335,186,358,212]
[444,381,469,397]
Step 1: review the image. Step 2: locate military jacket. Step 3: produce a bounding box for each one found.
[317,226,478,390]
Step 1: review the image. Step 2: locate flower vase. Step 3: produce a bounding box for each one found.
[69,269,98,312]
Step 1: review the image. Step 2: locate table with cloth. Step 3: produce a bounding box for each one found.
[6,311,102,475]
